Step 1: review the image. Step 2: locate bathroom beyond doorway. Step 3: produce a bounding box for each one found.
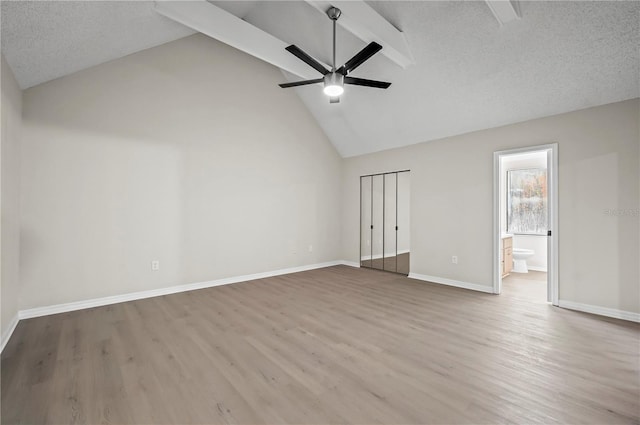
[493,144,558,303]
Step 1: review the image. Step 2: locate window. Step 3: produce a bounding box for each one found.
[507,168,547,235]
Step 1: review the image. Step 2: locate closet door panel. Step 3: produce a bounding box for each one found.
[397,171,411,275]
[383,173,397,272]
[371,175,384,270]
[360,176,372,267]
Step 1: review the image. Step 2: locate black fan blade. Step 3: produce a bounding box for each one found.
[344,76,391,89]
[279,78,324,88]
[329,96,340,104]
[338,42,383,74]
[285,45,330,75]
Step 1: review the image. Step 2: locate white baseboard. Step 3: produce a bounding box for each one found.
[9,262,637,355]
[18,260,344,321]
[558,300,640,323]
[1,313,19,353]
[408,272,494,294]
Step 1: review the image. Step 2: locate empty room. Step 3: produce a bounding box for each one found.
[1,1,639,424]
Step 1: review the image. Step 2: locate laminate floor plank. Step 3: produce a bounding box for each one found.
[2,265,639,424]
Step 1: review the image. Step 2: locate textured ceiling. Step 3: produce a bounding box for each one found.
[214,1,640,156]
[284,1,640,156]
[2,1,639,157]
[1,1,195,89]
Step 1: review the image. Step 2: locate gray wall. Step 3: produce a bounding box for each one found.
[342,99,639,314]
[4,33,639,324]
[19,34,343,310]
[1,54,22,341]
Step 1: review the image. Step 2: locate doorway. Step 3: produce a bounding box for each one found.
[493,144,558,305]
[360,170,410,275]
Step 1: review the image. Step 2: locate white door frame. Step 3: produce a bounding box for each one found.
[492,143,559,305]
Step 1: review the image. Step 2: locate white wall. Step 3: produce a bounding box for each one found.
[342,99,640,314]
[1,54,22,341]
[7,33,640,321]
[501,152,548,271]
[19,34,343,310]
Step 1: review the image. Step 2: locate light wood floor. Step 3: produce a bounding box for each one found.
[2,266,639,424]
[503,270,547,301]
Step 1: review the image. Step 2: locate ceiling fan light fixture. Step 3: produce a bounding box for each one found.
[278,7,390,103]
[323,72,344,96]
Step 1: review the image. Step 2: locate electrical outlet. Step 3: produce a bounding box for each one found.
[451,256,458,264]
[151,260,160,271]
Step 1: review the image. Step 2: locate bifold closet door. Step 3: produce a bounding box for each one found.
[361,171,410,274]
[360,176,372,267]
[397,171,410,275]
[383,173,397,272]
[371,175,384,270]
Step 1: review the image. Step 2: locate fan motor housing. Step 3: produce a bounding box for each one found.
[324,72,344,88]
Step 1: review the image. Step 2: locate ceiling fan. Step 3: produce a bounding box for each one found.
[278,7,391,104]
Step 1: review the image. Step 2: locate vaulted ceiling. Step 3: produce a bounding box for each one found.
[2,1,638,157]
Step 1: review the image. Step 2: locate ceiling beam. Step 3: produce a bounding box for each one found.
[485,0,521,26]
[154,0,328,80]
[304,0,414,69]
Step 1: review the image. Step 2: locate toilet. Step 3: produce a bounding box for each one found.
[512,248,535,273]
